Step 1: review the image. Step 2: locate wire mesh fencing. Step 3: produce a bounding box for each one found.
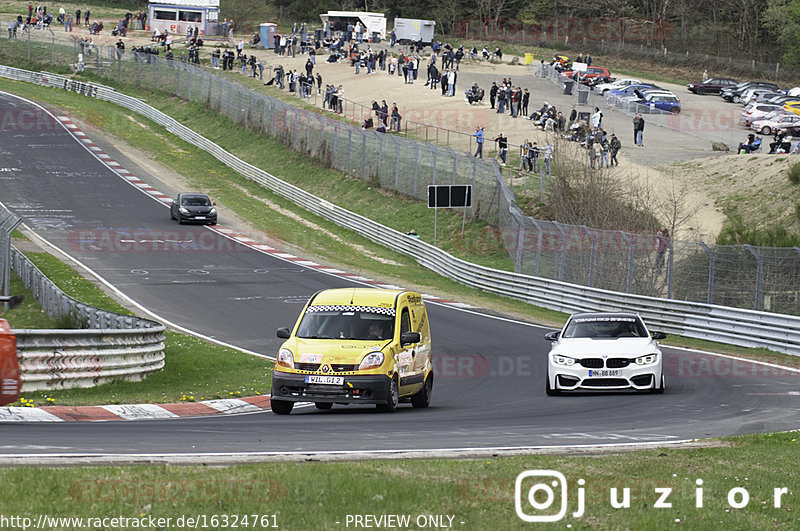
[3,27,800,314]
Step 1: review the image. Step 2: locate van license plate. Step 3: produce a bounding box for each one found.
[305,375,344,385]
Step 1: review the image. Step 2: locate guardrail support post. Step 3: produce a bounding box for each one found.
[555,222,568,282]
[699,243,716,305]
[744,244,764,311]
[620,231,635,293]
[583,226,597,287]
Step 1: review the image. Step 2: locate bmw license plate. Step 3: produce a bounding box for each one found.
[588,370,620,377]
[305,375,344,385]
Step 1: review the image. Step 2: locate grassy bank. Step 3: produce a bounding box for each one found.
[2,432,798,528]
[4,252,271,406]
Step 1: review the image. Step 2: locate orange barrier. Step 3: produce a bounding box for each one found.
[0,319,20,406]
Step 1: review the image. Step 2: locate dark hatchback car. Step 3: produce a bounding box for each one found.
[687,78,738,95]
[721,81,780,103]
[170,193,217,225]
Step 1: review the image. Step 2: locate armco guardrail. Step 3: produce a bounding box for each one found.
[15,328,165,391]
[3,66,800,355]
[9,245,165,391]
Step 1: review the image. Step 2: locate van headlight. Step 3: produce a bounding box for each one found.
[277,348,295,369]
[179,207,189,214]
[358,351,384,370]
[552,354,576,366]
[635,354,658,365]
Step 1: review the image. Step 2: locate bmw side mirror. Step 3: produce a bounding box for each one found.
[651,331,666,340]
[544,330,560,341]
[276,327,290,339]
[400,332,420,345]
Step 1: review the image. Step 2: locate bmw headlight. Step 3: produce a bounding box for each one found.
[179,207,190,214]
[358,351,384,370]
[635,354,658,365]
[552,354,576,366]
[277,348,294,369]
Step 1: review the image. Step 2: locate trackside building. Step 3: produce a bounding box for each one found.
[148,0,219,36]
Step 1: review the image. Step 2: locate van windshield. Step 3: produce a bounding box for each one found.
[297,306,395,340]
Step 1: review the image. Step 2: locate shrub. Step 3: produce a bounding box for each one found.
[787,162,800,185]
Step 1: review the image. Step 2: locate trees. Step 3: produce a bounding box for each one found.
[762,0,800,68]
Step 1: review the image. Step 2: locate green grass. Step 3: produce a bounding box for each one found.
[1,432,798,528]
[1,272,57,329]
[3,252,271,407]
[788,162,800,185]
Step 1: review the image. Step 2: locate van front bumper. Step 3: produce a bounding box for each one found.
[271,372,392,404]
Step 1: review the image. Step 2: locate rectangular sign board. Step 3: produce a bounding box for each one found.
[427,185,472,209]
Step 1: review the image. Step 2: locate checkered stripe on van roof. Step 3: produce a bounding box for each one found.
[306,305,396,316]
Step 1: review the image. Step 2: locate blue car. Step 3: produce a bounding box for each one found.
[634,93,681,114]
[607,83,661,97]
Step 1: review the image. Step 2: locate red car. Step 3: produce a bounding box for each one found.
[563,66,611,84]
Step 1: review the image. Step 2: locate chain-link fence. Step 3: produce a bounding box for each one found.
[456,19,798,83]
[3,27,800,314]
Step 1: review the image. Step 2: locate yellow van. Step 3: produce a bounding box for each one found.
[270,288,433,414]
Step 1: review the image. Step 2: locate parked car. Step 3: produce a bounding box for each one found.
[785,86,800,97]
[607,84,661,99]
[544,312,666,395]
[783,101,800,116]
[747,91,784,105]
[594,78,641,93]
[170,193,217,225]
[721,81,780,103]
[751,113,800,135]
[767,95,800,106]
[634,92,681,114]
[742,88,782,106]
[563,66,612,84]
[686,77,738,95]
[606,84,662,104]
[740,104,786,126]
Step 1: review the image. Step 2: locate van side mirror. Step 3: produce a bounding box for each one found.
[651,331,666,340]
[400,332,420,345]
[276,327,291,339]
[544,330,560,341]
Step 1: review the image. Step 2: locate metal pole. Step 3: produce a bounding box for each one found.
[433,194,438,248]
[699,243,715,305]
[744,245,763,311]
[514,220,525,273]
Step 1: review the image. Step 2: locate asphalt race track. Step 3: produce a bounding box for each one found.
[1,91,798,458]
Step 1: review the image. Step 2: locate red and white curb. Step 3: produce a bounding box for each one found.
[0,396,271,422]
[55,115,473,309]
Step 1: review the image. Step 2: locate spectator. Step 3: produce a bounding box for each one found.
[473,126,484,158]
[634,114,645,146]
[494,132,508,166]
[591,107,602,129]
[390,103,402,131]
[609,133,621,166]
[542,142,553,175]
[737,133,760,154]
